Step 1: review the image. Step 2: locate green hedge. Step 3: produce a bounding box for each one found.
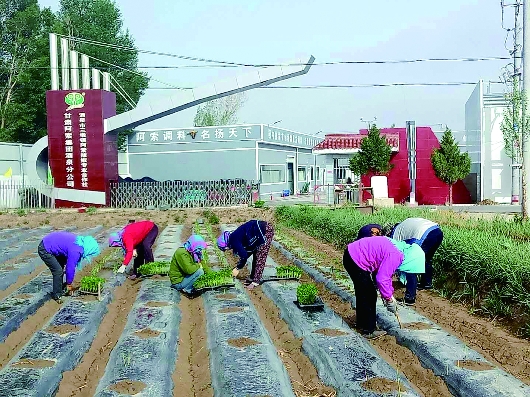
[275,205,530,336]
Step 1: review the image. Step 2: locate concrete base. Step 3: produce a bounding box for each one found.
[367,197,395,208]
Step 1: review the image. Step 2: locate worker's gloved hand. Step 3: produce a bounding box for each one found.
[384,296,398,313]
[232,267,240,277]
[117,265,127,274]
[64,284,74,296]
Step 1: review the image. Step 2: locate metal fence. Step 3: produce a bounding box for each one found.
[109,180,260,209]
[0,178,54,210]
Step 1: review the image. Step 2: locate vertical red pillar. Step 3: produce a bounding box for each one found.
[46,89,117,207]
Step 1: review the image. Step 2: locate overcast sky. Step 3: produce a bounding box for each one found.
[39,0,513,136]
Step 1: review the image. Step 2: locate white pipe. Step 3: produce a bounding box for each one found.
[49,33,59,90]
[92,68,100,89]
[102,72,111,91]
[81,55,90,89]
[60,38,70,90]
[70,50,79,90]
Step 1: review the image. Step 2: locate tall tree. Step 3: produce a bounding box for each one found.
[0,0,55,143]
[349,124,394,176]
[431,128,471,205]
[193,93,246,127]
[56,0,149,149]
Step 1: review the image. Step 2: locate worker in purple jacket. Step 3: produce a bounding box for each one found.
[217,219,274,290]
[38,231,100,303]
[343,236,425,339]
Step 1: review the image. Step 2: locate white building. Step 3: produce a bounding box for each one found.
[465,80,512,203]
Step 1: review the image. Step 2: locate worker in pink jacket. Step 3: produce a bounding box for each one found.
[343,236,425,339]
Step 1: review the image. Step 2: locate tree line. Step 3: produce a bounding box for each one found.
[0,0,148,147]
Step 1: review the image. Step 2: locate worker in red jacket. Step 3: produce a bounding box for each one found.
[108,220,159,279]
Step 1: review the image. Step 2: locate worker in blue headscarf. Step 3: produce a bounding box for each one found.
[38,231,100,303]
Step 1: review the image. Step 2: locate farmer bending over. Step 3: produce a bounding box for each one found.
[343,236,425,339]
[38,231,100,304]
[109,220,159,280]
[389,217,443,304]
[217,219,274,290]
[170,234,211,298]
[356,223,383,240]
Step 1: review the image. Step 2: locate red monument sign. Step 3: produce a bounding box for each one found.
[46,89,117,207]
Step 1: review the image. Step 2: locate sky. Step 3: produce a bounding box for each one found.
[38,0,514,136]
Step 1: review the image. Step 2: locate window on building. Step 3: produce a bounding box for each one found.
[298,167,307,181]
[310,166,314,181]
[260,165,285,184]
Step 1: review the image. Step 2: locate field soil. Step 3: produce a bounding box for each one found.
[2,207,528,397]
[277,226,530,385]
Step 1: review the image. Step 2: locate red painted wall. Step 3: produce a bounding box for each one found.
[360,127,471,205]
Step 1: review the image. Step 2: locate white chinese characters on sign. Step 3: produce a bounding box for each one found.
[133,126,263,144]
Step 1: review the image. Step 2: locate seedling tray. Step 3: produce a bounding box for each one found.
[294,297,324,312]
[261,276,300,283]
[139,272,169,278]
[194,282,236,294]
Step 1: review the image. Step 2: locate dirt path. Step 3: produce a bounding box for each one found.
[269,247,452,397]
[217,240,336,397]
[248,288,337,397]
[55,280,142,396]
[172,224,213,397]
[172,293,212,397]
[278,227,530,385]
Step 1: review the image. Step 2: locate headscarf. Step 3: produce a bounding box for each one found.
[184,234,208,263]
[217,231,231,251]
[108,230,124,248]
[355,224,383,241]
[75,235,101,268]
[389,238,426,285]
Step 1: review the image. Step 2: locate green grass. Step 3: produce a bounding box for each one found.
[275,205,530,337]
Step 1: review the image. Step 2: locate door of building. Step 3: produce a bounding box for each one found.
[287,162,294,194]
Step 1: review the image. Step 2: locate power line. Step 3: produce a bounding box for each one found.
[145,81,503,90]
[58,34,514,68]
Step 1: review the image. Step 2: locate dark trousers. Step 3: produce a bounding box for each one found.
[132,224,159,275]
[405,228,444,300]
[38,241,67,298]
[343,249,377,334]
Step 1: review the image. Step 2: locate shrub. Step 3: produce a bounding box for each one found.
[254,200,266,208]
[276,205,530,335]
[297,283,318,305]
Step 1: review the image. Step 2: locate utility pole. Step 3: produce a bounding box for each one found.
[522,0,530,218]
[512,2,523,205]
[360,117,377,129]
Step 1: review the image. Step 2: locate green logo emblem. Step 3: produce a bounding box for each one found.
[65,92,85,111]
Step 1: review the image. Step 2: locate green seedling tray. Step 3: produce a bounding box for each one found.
[139,272,169,278]
[294,297,324,312]
[194,282,236,294]
[261,276,301,284]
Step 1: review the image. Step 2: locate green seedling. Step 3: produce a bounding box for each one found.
[275,265,303,279]
[296,283,318,305]
[138,261,170,276]
[193,269,233,290]
[80,276,106,293]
